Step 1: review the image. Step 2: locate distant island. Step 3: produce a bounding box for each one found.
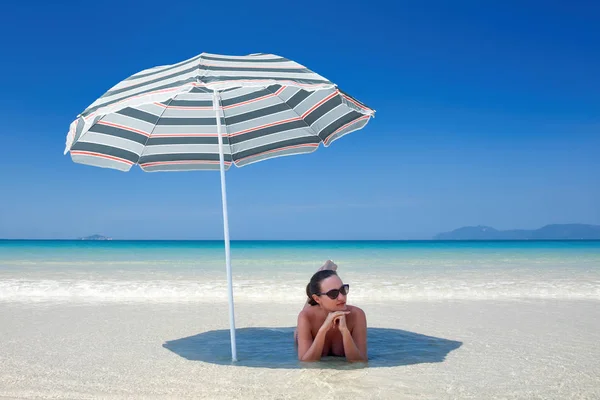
[78,234,112,240]
[434,224,600,240]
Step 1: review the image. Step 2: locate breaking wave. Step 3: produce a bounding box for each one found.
[1,278,598,303]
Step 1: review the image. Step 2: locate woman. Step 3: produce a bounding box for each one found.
[296,260,368,362]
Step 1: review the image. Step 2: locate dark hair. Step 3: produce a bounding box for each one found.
[306,270,338,306]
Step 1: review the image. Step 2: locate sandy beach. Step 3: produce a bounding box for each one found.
[1,299,599,399]
[3,0,599,396]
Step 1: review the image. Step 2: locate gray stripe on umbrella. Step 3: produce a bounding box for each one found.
[290,90,332,115]
[220,87,242,93]
[97,75,196,107]
[227,120,308,145]
[219,87,261,101]
[77,131,146,155]
[151,125,221,135]
[304,96,343,126]
[200,75,331,85]
[309,103,351,133]
[84,77,317,118]
[86,81,305,121]
[226,110,303,136]
[172,91,213,101]
[323,118,370,146]
[116,107,161,124]
[156,117,225,126]
[120,64,304,97]
[167,99,213,107]
[146,136,221,145]
[82,77,197,117]
[318,111,364,141]
[221,96,283,120]
[201,70,331,83]
[70,142,141,163]
[235,145,317,167]
[137,102,171,116]
[285,89,312,109]
[190,87,212,93]
[142,163,225,172]
[112,66,326,99]
[102,104,165,136]
[205,65,310,73]
[229,120,314,145]
[200,55,290,63]
[225,103,291,125]
[231,127,316,152]
[233,136,321,161]
[273,86,300,102]
[141,143,228,156]
[138,152,233,164]
[220,88,272,107]
[87,123,148,145]
[121,63,307,98]
[267,84,282,93]
[159,107,216,119]
[105,68,198,97]
[71,153,132,172]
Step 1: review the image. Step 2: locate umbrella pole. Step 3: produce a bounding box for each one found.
[213,90,237,362]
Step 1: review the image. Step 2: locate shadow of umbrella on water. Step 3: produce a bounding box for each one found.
[163,327,462,369]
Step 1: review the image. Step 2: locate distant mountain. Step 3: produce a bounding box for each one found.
[78,234,112,240]
[434,224,600,240]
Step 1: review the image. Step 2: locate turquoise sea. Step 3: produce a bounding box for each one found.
[1,240,599,303]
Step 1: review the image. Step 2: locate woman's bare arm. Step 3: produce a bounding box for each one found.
[341,308,367,362]
[296,312,327,361]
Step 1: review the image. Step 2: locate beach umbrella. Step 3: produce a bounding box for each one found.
[64,52,375,361]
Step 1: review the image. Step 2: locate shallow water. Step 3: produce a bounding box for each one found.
[1,240,599,303]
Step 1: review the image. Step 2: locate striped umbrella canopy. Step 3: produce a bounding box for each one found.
[64,52,375,361]
[64,52,374,171]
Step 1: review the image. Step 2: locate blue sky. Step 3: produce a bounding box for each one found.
[0,0,598,240]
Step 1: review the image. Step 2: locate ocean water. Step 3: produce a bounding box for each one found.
[1,240,599,303]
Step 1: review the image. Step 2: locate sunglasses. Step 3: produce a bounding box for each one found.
[316,284,350,299]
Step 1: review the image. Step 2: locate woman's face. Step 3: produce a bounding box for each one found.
[313,275,348,312]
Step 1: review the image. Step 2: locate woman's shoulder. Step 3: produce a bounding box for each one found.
[298,305,318,319]
[346,305,366,321]
[347,304,365,314]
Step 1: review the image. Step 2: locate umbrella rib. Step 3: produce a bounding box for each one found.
[263,86,322,142]
[196,54,210,87]
[216,91,233,168]
[136,97,176,169]
[71,114,107,150]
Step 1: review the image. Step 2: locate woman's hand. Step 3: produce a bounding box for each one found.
[320,311,350,333]
[335,312,349,333]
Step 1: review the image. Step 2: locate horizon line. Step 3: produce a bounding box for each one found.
[2,238,600,242]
